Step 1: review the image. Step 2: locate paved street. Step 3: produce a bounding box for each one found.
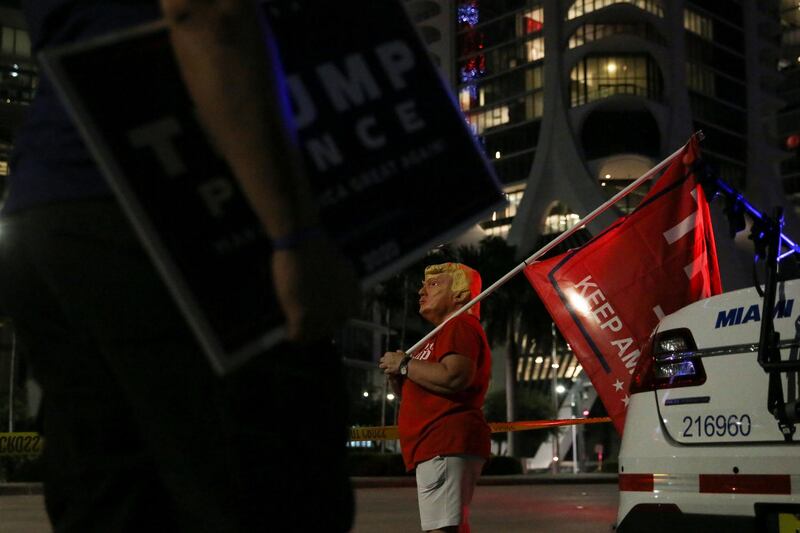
[0,495,48,533]
[353,483,618,532]
[0,481,618,532]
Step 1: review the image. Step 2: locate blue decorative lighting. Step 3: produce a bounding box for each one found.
[460,66,483,84]
[458,4,479,26]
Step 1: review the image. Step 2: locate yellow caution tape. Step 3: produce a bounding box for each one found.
[1,418,613,452]
[349,426,400,442]
[779,512,800,533]
[349,417,612,442]
[487,417,612,433]
[0,432,44,457]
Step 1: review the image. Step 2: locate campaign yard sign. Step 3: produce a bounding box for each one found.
[40,0,504,375]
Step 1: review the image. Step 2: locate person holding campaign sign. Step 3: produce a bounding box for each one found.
[380,263,492,533]
[0,0,357,531]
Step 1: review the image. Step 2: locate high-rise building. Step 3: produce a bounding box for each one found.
[0,4,35,195]
[405,0,458,85]
[448,0,795,290]
[778,0,800,210]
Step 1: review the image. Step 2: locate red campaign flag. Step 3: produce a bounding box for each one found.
[523,138,721,434]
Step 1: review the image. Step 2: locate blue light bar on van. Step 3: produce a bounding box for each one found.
[710,177,800,261]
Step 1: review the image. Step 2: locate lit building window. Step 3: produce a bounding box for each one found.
[347,440,376,449]
[542,202,580,236]
[464,90,542,132]
[684,8,713,40]
[480,188,525,237]
[508,190,524,215]
[459,65,543,118]
[525,36,545,61]
[529,91,544,118]
[465,105,510,135]
[0,27,31,57]
[542,212,580,235]
[492,189,525,219]
[527,66,544,90]
[518,7,544,35]
[459,86,473,111]
[487,225,507,238]
[686,62,716,96]
[566,0,664,20]
[570,55,663,107]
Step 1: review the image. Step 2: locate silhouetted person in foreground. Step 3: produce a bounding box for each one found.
[0,1,358,531]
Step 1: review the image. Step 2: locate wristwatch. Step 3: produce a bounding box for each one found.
[399,355,412,376]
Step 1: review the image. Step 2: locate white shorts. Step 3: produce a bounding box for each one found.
[415,455,485,531]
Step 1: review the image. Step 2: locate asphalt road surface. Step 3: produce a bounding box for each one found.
[353,483,619,532]
[0,483,618,532]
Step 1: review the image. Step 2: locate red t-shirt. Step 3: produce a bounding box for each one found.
[398,313,492,471]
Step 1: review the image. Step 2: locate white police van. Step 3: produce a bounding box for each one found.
[617,193,800,532]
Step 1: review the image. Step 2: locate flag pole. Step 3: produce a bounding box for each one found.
[404,135,696,354]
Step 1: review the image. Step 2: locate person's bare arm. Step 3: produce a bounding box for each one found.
[379,350,475,395]
[160,0,358,342]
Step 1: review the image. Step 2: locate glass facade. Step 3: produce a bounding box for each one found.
[481,188,525,237]
[779,65,800,199]
[566,0,663,20]
[0,22,36,191]
[0,140,10,177]
[492,149,536,186]
[684,2,747,188]
[457,0,544,185]
[687,0,742,29]
[689,93,745,132]
[450,0,756,222]
[461,71,544,135]
[0,62,36,105]
[0,25,35,106]
[542,211,580,235]
[569,22,666,49]
[684,8,713,40]
[581,110,660,159]
[685,62,716,97]
[778,0,800,210]
[467,5,544,50]
[570,54,663,107]
[0,25,30,57]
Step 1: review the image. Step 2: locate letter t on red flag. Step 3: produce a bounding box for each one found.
[523,138,721,434]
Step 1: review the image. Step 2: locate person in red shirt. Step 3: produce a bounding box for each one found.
[380,262,492,533]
